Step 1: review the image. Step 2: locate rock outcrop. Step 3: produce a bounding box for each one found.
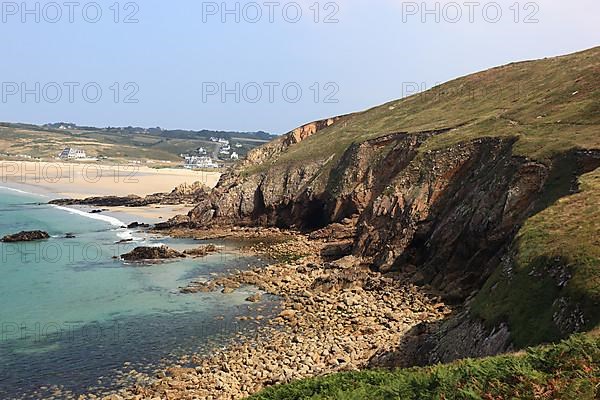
[2,231,50,243]
[121,246,186,261]
[368,313,513,369]
[50,182,209,207]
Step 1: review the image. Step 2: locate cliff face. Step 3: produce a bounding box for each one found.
[158,47,600,364]
[178,132,597,304]
[240,116,345,168]
[188,133,597,367]
[354,137,549,300]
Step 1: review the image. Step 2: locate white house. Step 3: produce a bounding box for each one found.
[230,152,239,160]
[184,156,218,169]
[59,148,86,159]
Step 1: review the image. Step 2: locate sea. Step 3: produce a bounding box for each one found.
[0,186,269,399]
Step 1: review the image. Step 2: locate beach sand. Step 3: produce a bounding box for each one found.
[0,161,220,223]
[102,204,196,225]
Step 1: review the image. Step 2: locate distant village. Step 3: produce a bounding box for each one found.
[181,137,242,169]
[54,136,244,170]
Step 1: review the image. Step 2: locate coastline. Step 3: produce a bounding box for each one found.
[0,160,218,224]
[0,190,274,400]
[0,160,221,197]
[2,162,450,400]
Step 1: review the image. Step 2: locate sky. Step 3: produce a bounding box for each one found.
[0,0,599,134]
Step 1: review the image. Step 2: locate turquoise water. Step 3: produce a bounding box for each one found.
[0,188,268,399]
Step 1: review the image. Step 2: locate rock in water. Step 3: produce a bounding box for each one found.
[127,222,150,229]
[183,244,218,258]
[1,231,50,243]
[246,293,263,303]
[120,246,186,261]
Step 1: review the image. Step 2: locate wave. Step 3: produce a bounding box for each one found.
[2,189,146,243]
[49,205,153,244]
[50,205,127,228]
[51,205,145,243]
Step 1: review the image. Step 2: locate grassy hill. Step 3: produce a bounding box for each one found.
[246,46,599,176]
[0,123,274,163]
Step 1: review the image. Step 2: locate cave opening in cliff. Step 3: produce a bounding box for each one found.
[301,200,330,231]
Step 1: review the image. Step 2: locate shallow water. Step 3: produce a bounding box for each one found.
[0,188,268,398]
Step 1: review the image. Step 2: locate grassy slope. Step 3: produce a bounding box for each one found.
[250,46,599,174]
[471,168,600,347]
[249,333,599,400]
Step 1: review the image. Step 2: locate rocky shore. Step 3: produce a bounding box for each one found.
[83,230,450,400]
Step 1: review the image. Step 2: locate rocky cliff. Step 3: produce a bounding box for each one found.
[158,47,600,364]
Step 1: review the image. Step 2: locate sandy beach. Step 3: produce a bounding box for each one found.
[0,160,220,223]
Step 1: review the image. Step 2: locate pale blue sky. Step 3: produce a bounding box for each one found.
[1,0,599,134]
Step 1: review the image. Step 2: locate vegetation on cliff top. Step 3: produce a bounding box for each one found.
[249,333,599,400]
[246,46,599,175]
[472,167,600,347]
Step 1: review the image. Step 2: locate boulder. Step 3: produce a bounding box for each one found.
[2,231,50,243]
[127,222,150,229]
[246,293,263,303]
[320,241,354,260]
[120,246,186,261]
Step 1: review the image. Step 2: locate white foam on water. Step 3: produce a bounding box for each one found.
[51,205,152,244]
[52,205,143,242]
[51,205,126,228]
[117,230,134,240]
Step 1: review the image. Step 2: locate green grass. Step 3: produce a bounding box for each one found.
[245,46,600,177]
[249,333,600,400]
[472,168,600,347]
